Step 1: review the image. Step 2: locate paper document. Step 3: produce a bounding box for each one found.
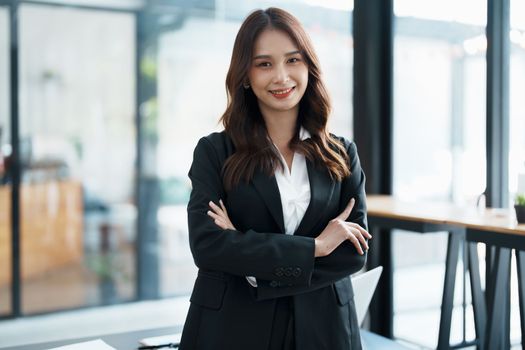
[47,339,116,350]
[139,333,182,346]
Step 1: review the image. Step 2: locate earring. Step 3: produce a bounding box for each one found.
[243,82,250,89]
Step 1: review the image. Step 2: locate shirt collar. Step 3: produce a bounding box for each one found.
[299,126,311,141]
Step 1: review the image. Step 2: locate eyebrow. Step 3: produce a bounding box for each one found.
[253,50,301,60]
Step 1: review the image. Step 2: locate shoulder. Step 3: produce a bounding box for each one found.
[201,130,229,144]
[328,133,358,156]
[194,131,235,161]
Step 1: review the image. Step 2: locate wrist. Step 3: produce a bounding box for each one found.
[314,238,325,257]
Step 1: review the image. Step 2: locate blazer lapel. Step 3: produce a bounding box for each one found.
[251,170,286,234]
[295,160,335,236]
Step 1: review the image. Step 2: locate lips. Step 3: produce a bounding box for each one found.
[269,86,295,99]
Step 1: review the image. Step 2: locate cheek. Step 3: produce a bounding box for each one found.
[297,70,309,93]
[248,69,266,86]
[300,68,309,84]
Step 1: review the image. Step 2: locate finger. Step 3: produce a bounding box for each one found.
[209,202,229,220]
[209,201,223,213]
[349,227,369,251]
[214,219,228,230]
[335,198,355,221]
[207,210,222,221]
[219,199,228,214]
[346,233,364,255]
[346,222,372,239]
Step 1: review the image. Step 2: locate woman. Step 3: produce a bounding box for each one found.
[179,7,371,350]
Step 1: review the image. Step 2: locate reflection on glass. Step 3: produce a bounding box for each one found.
[393,1,486,347]
[509,0,525,201]
[0,6,11,316]
[149,2,354,297]
[19,4,136,314]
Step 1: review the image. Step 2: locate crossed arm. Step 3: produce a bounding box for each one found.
[188,136,370,300]
[208,197,371,257]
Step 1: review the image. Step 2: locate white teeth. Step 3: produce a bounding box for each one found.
[271,87,293,95]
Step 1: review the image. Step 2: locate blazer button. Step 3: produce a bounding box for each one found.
[270,280,279,287]
[292,267,301,277]
[274,267,284,277]
[284,267,293,277]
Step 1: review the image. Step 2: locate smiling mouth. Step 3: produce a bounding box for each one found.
[269,86,295,98]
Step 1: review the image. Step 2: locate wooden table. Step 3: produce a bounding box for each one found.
[366,195,486,350]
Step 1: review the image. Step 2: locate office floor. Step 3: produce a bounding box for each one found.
[0,263,522,349]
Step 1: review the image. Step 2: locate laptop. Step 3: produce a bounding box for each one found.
[351,266,383,326]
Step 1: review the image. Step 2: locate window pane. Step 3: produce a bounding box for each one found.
[393,1,486,347]
[509,0,525,201]
[393,5,486,203]
[19,4,136,314]
[0,5,11,317]
[146,1,354,297]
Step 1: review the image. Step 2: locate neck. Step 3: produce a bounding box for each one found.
[260,106,299,149]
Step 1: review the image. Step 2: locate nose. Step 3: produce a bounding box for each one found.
[272,63,290,84]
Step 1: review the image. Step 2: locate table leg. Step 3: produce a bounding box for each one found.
[467,242,486,350]
[485,247,511,350]
[505,272,511,350]
[367,227,393,338]
[437,232,462,350]
[516,250,525,347]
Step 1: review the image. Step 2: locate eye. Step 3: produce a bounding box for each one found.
[256,61,271,68]
[288,57,301,63]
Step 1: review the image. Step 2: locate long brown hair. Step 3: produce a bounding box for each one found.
[220,7,350,190]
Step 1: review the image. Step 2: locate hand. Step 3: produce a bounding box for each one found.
[314,198,372,257]
[207,199,237,230]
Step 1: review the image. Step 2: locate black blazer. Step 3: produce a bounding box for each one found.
[179,131,368,350]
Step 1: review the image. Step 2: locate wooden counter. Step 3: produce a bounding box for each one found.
[0,180,83,286]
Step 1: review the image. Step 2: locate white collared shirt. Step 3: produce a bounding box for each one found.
[246,127,311,287]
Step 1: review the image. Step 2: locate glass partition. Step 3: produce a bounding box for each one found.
[18,3,136,314]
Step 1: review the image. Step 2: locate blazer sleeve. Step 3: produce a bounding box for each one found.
[255,139,368,301]
[187,137,316,286]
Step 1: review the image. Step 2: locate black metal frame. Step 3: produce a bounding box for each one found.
[8,0,21,319]
[485,0,510,209]
[353,0,394,337]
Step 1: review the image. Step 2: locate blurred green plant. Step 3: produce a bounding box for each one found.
[516,194,525,206]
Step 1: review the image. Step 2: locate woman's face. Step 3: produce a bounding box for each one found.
[247,28,308,117]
